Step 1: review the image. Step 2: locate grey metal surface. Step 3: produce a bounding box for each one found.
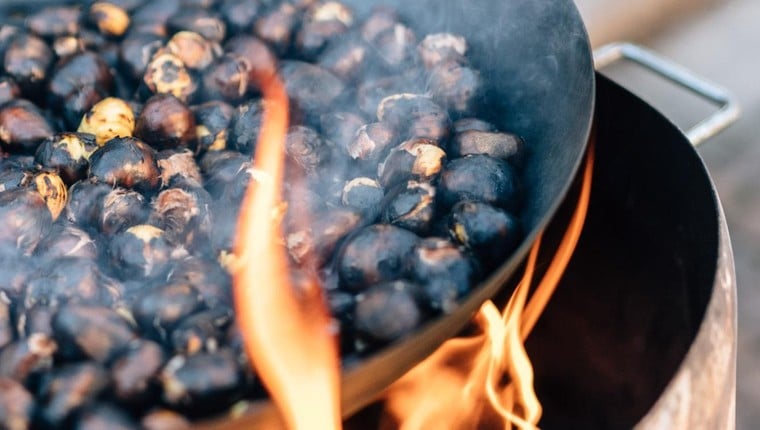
[636,189,737,430]
[525,74,735,429]
[581,1,759,426]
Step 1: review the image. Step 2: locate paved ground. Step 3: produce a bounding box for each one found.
[578,1,760,428]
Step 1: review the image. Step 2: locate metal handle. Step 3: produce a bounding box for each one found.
[594,42,740,147]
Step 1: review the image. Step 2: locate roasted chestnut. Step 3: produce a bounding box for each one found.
[88,136,160,192]
[135,94,196,150]
[338,224,419,291]
[77,97,134,147]
[35,133,94,185]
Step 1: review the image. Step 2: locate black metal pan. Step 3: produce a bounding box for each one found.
[333,0,594,418]
[0,0,595,425]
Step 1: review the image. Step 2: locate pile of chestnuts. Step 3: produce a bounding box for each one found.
[0,0,525,426]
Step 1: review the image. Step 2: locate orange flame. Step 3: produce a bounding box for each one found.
[382,145,595,429]
[232,72,341,429]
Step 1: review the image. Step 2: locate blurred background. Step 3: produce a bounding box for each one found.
[576,0,758,427]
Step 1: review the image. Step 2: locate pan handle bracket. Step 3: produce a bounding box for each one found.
[594,42,740,147]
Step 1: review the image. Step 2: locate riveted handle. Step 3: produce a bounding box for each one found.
[594,42,740,147]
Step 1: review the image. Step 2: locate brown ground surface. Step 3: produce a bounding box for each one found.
[578,0,760,427]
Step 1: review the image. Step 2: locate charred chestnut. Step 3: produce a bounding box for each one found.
[318,34,371,82]
[132,282,204,342]
[448,201,521,269]
[378,138,446,188]
[52,305,136,363]
[0,26,22,59]
[34,223,98,261]
[3,33,53,95]
[428,61,481,114]
[111,340,166,403]
[279,61,345,118]
[326,289,356,350]
[16,305,55,338]
[142,50,198,102]
[224,35,278,85]
[26,6,80,39]
[35,133,94,185]
[119,32,165,81]
[341,177,384,216]
[135,94,196,150]
[202,54,250,102]
[88,136,160,192]
[417,33,467,69]
[108,225,174,280]
[227,100,264,154]
[200,150,249,199]
[0,188,53,254]
[24,257,122,308]
[360,6,399,42]
[73,403,140,430]
[100,0,144,13]
[295,1,354,59]
[168,8,227,43]
[157,149,203,186]
[60,35,91,57]
[438,154,520,210]
[0,99,54,153]
[167,31,221,71]
[370,23,417,71]
[89,2,131,38]
[356,76,419,117]
[254,3,297,55]
[171,307,233,355]
[0,378,34,430]
[192,101,233,153]
[0,77,20,105]
[452,117,496,134]
[354,280,422,344]
[0,155,36,172]
[286,206,362,267]
[141,409,191,430]
[346,122,395,164]
[160,349,244,414]
[130,0,181,36]
[166,257,232,308]
[77,97,135,147]
[219,0,262,35]
[338,224,419,291]
[37,363,110,428]
[0,169,31,193]
[381,180,436,234]
[150,184,213,251]
[377,93,449,141]
[0,334,57,382]
[319,111,365,152]
[411,237,474,313]
[285,125,328,173]
[449,130,525,165]
[52,37,82,60]
[64,180,113,230]
[219,164,268,203]
[99,188,149,236]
